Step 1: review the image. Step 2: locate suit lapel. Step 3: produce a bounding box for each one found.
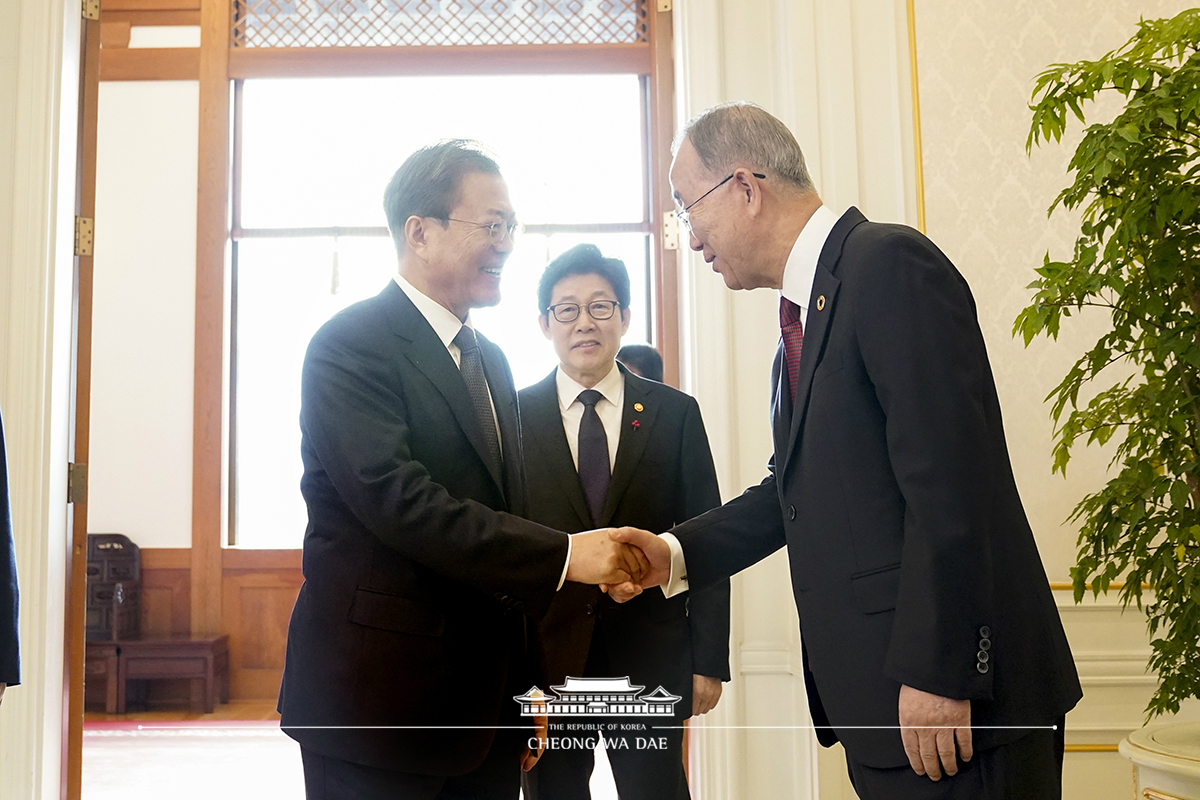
[383,283,505,496]
[523,371,593,529]
[778,208,864,481]
[599,370,656,527]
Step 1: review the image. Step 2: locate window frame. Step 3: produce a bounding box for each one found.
[190,0,678,628]
[226,71,658,546]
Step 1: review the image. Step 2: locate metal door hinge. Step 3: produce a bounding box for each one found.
[68,462,88,505]
[662,211,680,251]
[75,216,94,256]
[82,0,99,20]
[657,0,672,11]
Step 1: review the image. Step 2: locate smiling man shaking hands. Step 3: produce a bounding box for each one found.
[278,141,648,800]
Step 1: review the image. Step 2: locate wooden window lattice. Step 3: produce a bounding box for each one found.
[232,0,649,48]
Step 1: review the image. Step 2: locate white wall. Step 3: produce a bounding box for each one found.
[0,0,79,796]
[674,1,918,798]
[913,1,1200,797]
[89,81,198,550]
[677,1,1200,798]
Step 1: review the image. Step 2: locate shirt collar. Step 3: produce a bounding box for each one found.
[393,273,475,348]
[780,205,838,309]
[555,362,624,412]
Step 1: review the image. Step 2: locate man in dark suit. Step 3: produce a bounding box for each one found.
[278,140,647,800]
[0,405,18,708]
[615,344,663,382]
[614,103,1082,798]
[518,245,729,800]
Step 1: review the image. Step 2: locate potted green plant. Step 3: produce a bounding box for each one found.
[1017,7,1200,792]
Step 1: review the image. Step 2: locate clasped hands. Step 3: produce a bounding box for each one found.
[565,532,973,783]
[563,527,670,601]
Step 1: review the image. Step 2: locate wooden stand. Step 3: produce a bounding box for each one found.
[85,634,230,713]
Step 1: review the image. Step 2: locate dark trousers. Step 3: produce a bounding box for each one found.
[521,725,687,800]
[301,728,524,800]
[521,631,690,800]
[844,717,1066,800]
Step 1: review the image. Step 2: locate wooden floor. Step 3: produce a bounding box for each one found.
[83,699,617,800]
[84,698,280,723]
[82,703,303,800]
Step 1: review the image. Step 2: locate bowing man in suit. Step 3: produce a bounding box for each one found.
[614,103,1083,799]
[518,245,729,800]
[278,140,648,800]
[0,405,18,708]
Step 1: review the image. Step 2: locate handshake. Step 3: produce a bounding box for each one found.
[563,528,672,603]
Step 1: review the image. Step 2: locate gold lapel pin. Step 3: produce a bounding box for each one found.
[634,403,644,412]
[816,295,826,311]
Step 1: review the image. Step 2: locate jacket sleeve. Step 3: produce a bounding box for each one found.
[676,397,732,682]
[301,324,568,618]
[851,229,996,701]
[670,464,787,597]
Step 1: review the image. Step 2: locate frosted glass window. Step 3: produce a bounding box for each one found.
[232,74,650,548]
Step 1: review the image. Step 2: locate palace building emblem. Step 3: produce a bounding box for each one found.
[514,677,682,717]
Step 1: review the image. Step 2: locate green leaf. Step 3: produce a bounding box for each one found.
[1018,6,1200,720]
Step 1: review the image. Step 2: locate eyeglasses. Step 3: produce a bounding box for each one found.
[443,218,523,245]
[674,172,766,231]
[546,300,621,324]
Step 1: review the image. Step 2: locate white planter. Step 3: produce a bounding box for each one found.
[1120,722,1200,800]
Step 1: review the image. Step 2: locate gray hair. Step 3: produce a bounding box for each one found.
[383,139,501,255]
[674,102,814,193]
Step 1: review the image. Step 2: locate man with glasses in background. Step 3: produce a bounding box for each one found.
[278,140,649,800]
[518,244,729,800]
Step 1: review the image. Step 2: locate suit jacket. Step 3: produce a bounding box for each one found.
[519,368,729,720]
[0,407,18,686]
[279,280,569,776]
[672,208,1082,768]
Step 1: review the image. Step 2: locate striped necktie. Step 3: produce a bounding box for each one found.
[452,325,502,476]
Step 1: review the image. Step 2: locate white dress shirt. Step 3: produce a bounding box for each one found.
[393,273,501,444]
[393,273,572,588]
[555,363,624,474]
[659,206,839,598]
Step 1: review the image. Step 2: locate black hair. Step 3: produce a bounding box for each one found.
[383,139,501,254]
[536,243,631,313]
[617,344,664,382]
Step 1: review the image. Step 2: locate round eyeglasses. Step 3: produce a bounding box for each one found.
[444,218,523,245]
[674,172,766,231]
[546,300,621,324]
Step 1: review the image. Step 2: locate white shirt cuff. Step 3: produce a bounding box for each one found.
[660,532,689,598]
[557,533,573,590]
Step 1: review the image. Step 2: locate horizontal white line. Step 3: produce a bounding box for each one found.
[651,725,1059,730]
[87,724,1061,733]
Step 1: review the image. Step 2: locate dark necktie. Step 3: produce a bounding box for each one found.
[576,389,610,525]
[452,326,502,476]
[780,297,805,406]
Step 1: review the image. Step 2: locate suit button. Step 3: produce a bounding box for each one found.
[977,650,989,663]
[979,625,991,638]
[788,505,796,520]
[979,638,991,651]
[585,604,594,616]
[977,662,989,674]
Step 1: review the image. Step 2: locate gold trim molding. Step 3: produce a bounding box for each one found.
[905,0,926,233]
